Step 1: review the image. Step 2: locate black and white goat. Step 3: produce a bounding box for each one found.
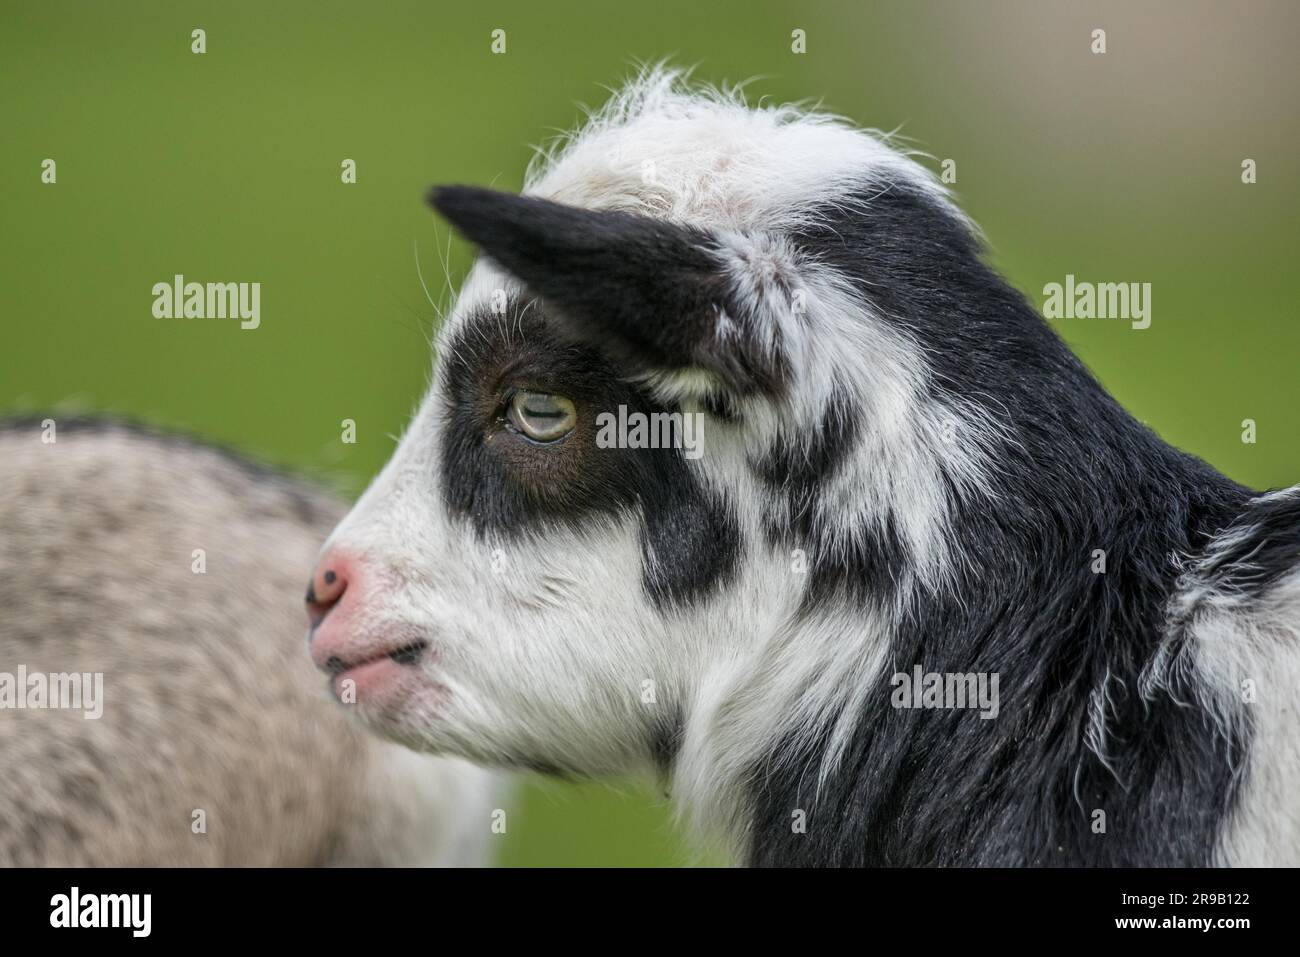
[305,70,1300,866]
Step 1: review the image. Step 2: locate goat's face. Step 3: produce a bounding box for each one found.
[305,74,984,780]
[305,237,797,773]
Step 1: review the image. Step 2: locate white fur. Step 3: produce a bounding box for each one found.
[1152,487,1300,866]
[524,66,960,232]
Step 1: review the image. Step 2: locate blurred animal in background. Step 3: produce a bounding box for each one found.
[0,418,499,866]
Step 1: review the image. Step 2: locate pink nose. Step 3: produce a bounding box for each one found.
[305,551,430,689]
[306,553,350,632]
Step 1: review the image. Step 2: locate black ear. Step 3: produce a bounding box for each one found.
[428,185,781,394]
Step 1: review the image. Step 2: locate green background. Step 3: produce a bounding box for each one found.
[2,1,1296,865]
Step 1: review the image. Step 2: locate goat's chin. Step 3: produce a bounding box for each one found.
[357,717,529,776]
[348,698,595,777]
[329,666,449,742]
[358,713,447,755]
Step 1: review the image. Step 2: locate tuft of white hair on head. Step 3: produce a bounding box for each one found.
[523,62,966,234]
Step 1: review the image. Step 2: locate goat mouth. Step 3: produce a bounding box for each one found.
[325,640,429,676]
[388,641,426,666]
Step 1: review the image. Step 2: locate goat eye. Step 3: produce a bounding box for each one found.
[506,390,576,442]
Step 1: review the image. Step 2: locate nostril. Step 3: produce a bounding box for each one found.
[324,655,347,676]
[305,558,351,632]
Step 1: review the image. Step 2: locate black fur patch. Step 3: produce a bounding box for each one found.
[437,302,740,610]
[753,382,907,608]
[649,704,686,776]
[741,185,1257,866]
[1191,489,1300,602]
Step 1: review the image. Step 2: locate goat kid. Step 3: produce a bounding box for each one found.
[306,70,1300,866]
